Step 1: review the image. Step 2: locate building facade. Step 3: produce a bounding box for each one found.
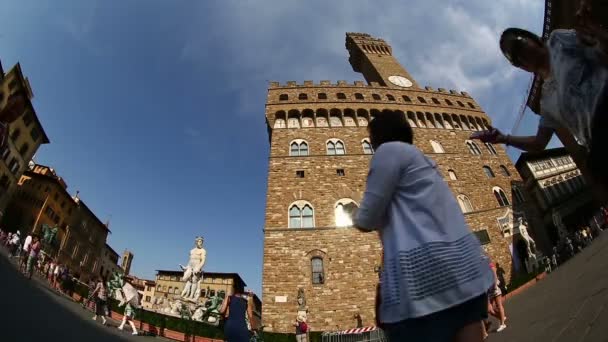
[100,243,122,279]
[515,147,595,251]
[8,164,110,281]
[0,62,50,215]
[262,32,525,332]
[121,250,134,275]
[153,270,247,305]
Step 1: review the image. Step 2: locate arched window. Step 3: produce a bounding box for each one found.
[274,119,286,128]
[457,195,474,213]
[457,101,465,107]
[468,102,475,109]
[499,165,510,176]
[162,286,167,292]
[289,202,315,228]
[318,93,327,100]
[403,95,412,102]
[386,94,395,101]
[466,141,482,155]
[434,113,444,128]
[372,94,381,100]
[337,93,347,100]
[354,93,364,100]
[157,285,161,291]
[362,140,374,154]
[445,99,453,106]
[493,187,510,207]
[448,169,458,180]
[483,166,495,178]
[417,96,427,104]
[432,98,440,104]
[327,139,345,155]
[335,199,358,227]
[289,140,309,156]
[485,143,497,155]
[298,93,308,100]
[279,94,288,101]
[430,140,445,153]
[311,257,325,284]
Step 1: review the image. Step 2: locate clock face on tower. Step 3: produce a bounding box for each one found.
[388,75,413,88]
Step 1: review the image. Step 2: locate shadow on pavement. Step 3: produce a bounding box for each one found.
[0,254,133,342]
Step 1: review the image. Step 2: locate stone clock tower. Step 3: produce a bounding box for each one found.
[261,32,525,333]
[345,32,419,88]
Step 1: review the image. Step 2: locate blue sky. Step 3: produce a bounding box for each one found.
[1,1,558,295]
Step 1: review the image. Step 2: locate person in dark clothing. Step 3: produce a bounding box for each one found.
[219,291,253,342]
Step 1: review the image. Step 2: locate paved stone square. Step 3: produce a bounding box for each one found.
[490,231,608,342]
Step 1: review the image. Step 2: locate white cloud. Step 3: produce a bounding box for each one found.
[179,0,545,132]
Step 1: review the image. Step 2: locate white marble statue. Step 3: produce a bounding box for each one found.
[180,236,207,301]
[519,218,539,273]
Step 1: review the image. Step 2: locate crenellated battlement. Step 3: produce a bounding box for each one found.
[268,80,471,98]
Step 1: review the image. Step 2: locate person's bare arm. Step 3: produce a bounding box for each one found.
[219,296,229,316]
[491,125,553,152]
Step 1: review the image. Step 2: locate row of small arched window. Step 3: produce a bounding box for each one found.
[446,165,511,181]
[290,139,373,156]
[289,139,494,156]
[288,188,518,229]
[278,92,476,109]
[274,110,489,131]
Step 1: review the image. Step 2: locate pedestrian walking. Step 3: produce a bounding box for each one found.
[346,110,494,342]
[219,290,254,342]
[24,235,41,279]
[91,276,108,326]
[19,233,32,272]
[487,262,507,333]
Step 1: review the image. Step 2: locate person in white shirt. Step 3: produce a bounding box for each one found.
[19,235,33,271]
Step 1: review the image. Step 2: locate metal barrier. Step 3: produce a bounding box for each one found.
[322,327,387,342]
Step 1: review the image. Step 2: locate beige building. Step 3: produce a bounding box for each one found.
[9,164,110,281]
[262,32,526,332]
[153,270,247,304]
[100,243,122,279]
[141,280,157,310]
[0,61,50,215]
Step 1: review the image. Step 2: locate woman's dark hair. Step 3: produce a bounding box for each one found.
[368,110,413,149]
[499,28,544,67]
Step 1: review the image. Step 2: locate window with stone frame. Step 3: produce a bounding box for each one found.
[493,187,510,207]
[432,98,440,104]
[335,199,358,227]
[298,93,308,100]
[445,99,454,106]
[448,169,458,180]
[311,257,325,285]
[327,139,345,155]
[457,195,474,213]
[417,96,427,104]
[289,202,315,228]
[289,140,309,156]
[430,140,445,153]
[402,95,412,102]
[336,93,347,100]
[362,140,374,154]
[386,94,396,101]
[318,93,327,100]
[499,165,511,177]
[279,94,288,101]
[466,141,482,155]
[485,142,498,155]
[473,229,491,245]
[483,166,495,178]
[372,94,381,100]
[354,93,364,100]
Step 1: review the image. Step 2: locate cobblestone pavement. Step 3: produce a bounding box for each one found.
[0,248,167,342]
[490,231,608,342]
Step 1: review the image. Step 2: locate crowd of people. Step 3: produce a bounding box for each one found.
[0,228,77,294]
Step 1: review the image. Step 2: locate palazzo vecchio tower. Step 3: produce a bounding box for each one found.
[261,33,524,333]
